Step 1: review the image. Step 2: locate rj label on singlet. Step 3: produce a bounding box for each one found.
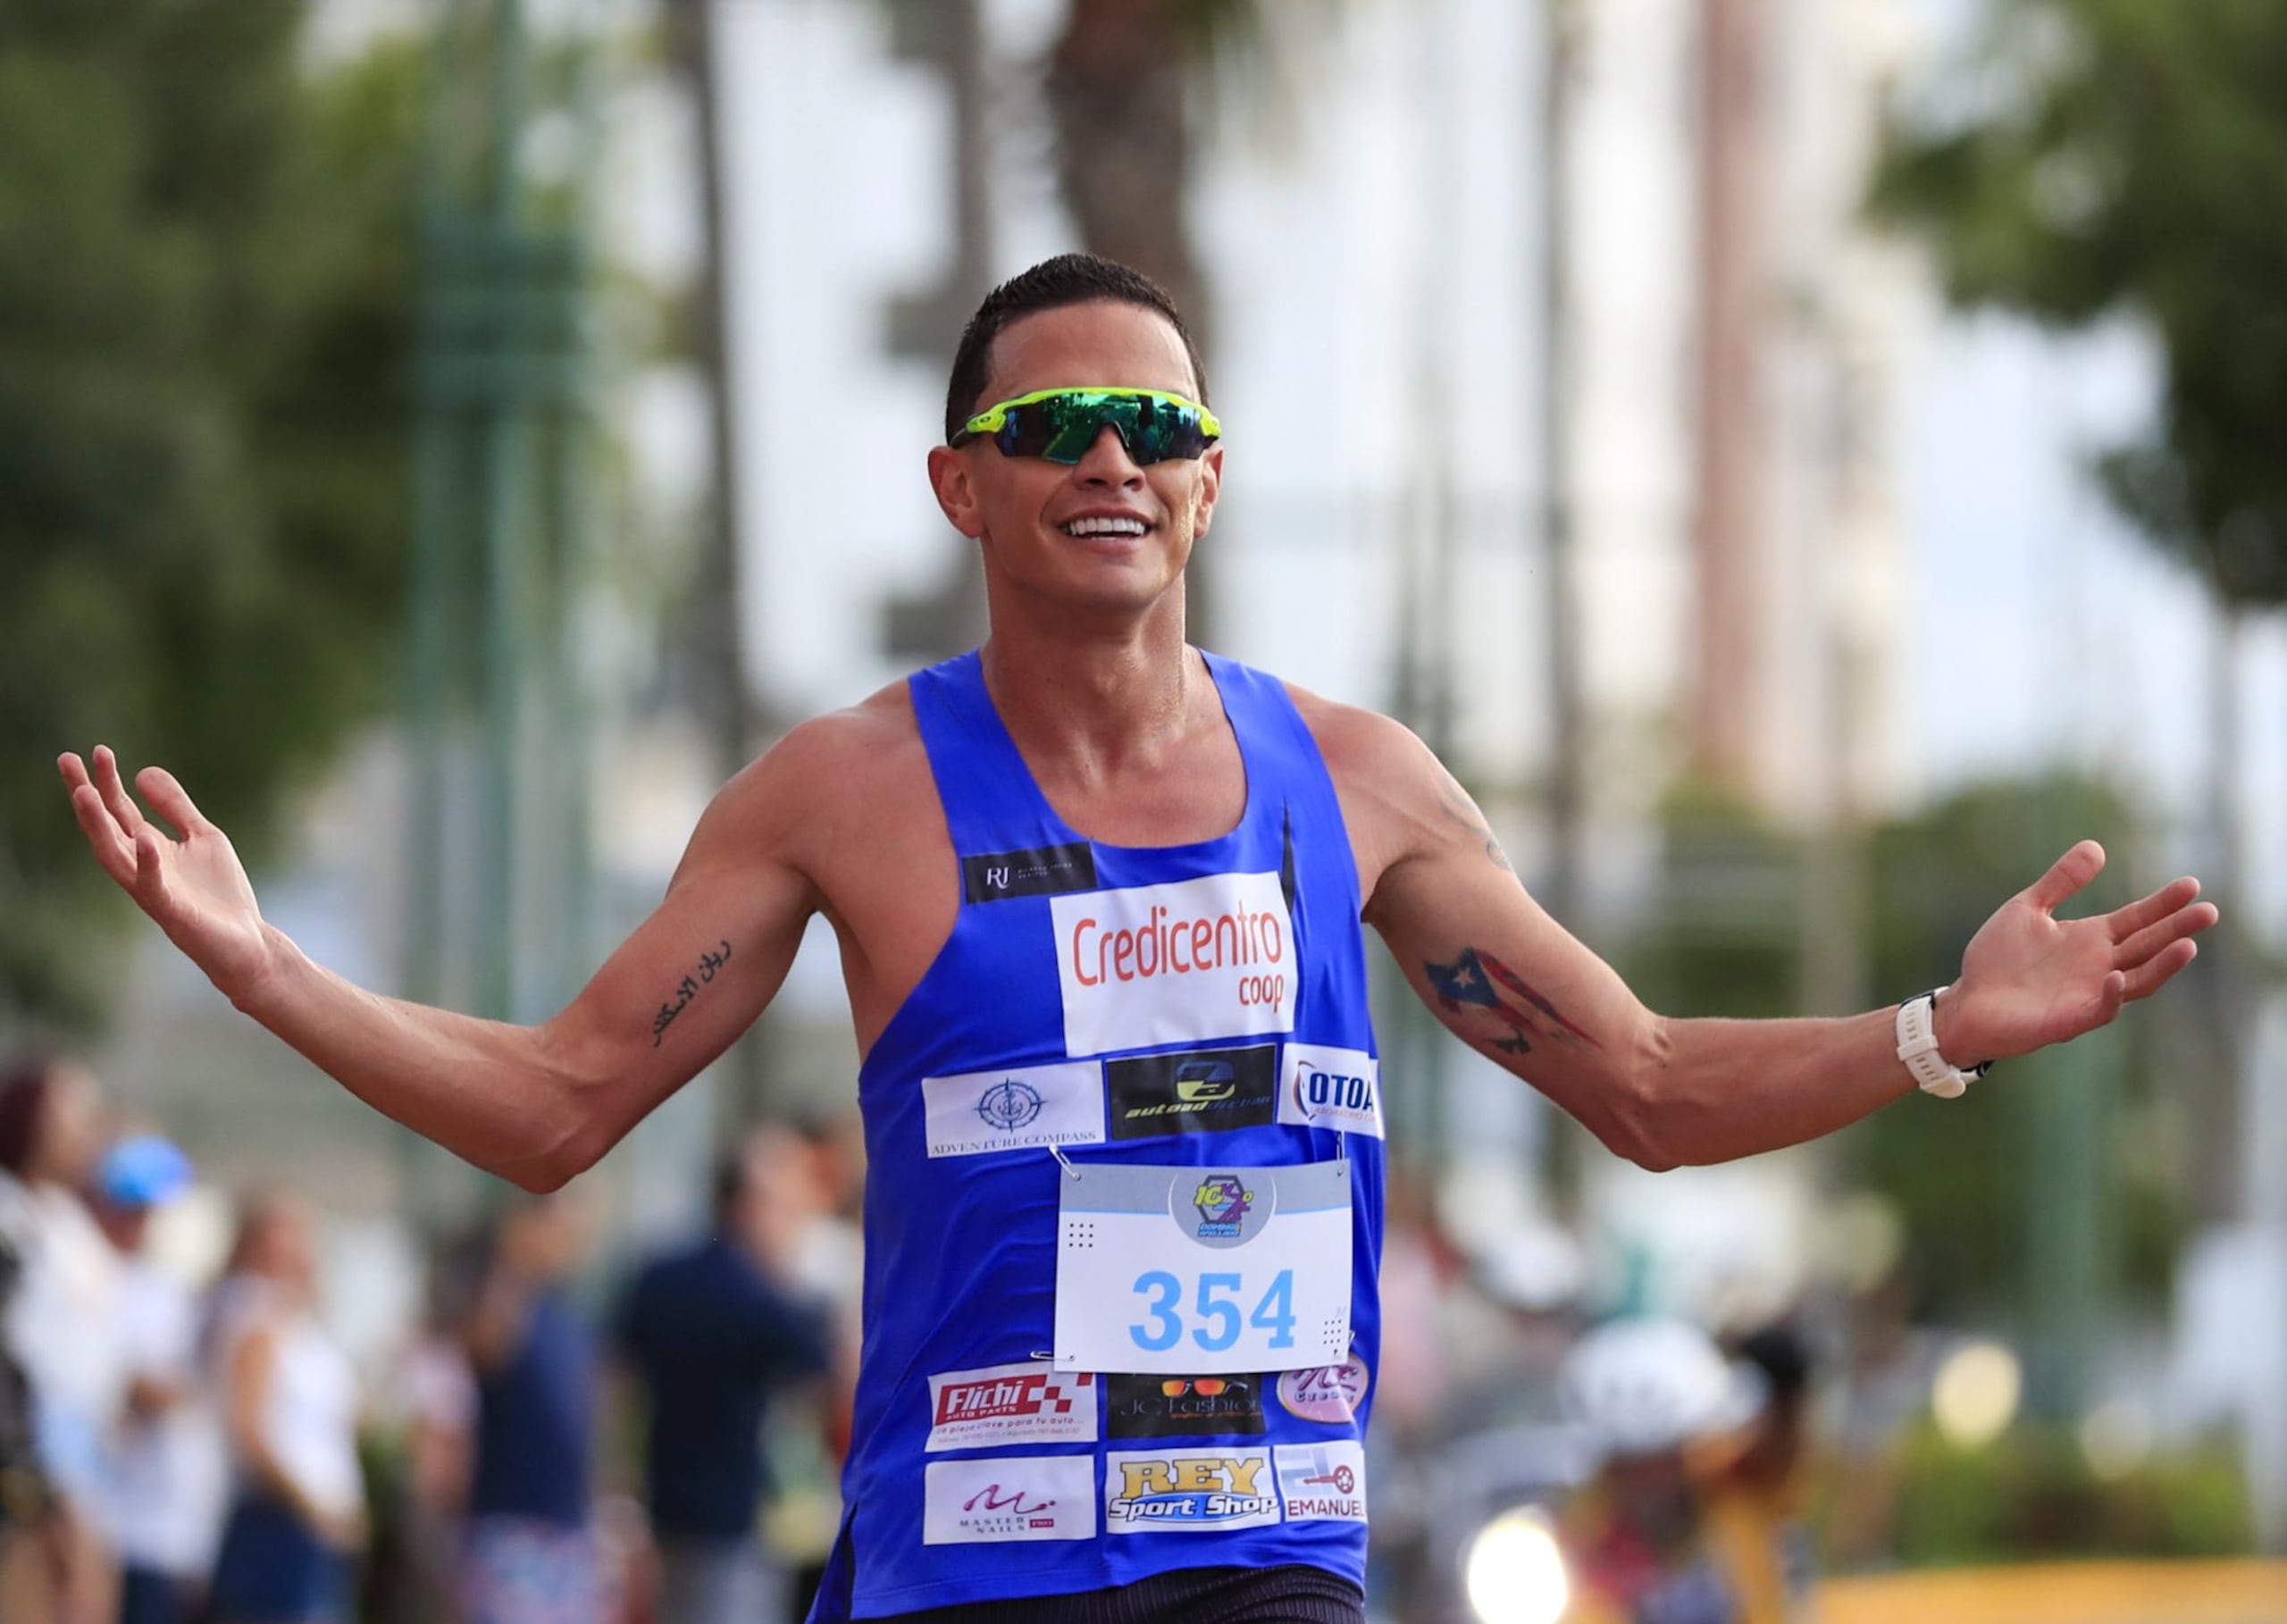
[1050,871,1296,1057]
[1053,1159,1352,1376]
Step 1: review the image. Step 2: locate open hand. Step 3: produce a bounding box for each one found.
[1937,840,2217,1066]
[58,746,272,1000]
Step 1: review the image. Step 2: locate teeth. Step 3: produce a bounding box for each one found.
[1062,516,1148,538]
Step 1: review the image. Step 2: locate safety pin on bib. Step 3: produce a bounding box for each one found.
[1049,1142,1082,1181]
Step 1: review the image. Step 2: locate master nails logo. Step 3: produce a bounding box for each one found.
[923,1457,1095,1544]
[1103,1450,1282,1532]
[1051,872,1296,1056]
[1107,1045,1277,1141]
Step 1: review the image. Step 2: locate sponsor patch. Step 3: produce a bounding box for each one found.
[963,842,1098,904]
[1107,1045,1277,1141]
[923,1456,1096,1544]
[1051,872,1296,1057]
[922,1061,1104,1159]
[1276,1355,1371,1424]
[1276,1044,1384,1138]
[1105,1372,1267,1439]
[1274,1442,1367,1522]
[926,1363,1098,1452]
[1103,1449,1282,1533]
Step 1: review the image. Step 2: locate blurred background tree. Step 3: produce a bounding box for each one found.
[0,0,417,1030]
[1873,0,2287,1234]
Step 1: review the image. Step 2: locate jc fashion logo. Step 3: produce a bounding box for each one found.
[1051,871,1296,1056]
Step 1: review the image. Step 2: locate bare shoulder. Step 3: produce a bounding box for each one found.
[1282,682,1455,896]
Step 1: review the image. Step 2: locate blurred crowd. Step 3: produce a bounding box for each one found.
[0,1047,1954,1624]
[0,1052,862,1624]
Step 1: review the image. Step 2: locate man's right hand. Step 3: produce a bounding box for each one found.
[59,746,272,1002]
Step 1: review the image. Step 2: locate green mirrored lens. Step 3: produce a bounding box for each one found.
[988,390,1214,465]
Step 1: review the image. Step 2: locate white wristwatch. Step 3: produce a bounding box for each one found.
[1895,988,1990,1099]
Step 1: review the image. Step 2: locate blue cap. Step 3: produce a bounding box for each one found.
[96,1135,194,1210]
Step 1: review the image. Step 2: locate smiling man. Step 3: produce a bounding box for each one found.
[61,254,2216,1623]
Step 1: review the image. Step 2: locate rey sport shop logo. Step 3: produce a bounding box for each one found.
[1052,871,1295,1057]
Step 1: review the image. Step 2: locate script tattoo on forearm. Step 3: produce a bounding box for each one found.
[650,939,733,1047]
[1436,775,1514,875]
[1423,945,1598,1058]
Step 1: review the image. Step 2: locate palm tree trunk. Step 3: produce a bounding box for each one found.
[1046,0,1218,642]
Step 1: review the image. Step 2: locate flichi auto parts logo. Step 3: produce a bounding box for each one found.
[1192,1174,1255,1238]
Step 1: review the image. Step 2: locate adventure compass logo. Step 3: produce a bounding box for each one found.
[976,1077,1044,1134]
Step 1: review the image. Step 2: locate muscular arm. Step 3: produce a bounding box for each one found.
[1314,706,2214,1170]
[63,721,852,1191]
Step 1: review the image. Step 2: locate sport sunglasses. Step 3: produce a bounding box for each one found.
[951,387,1222,465]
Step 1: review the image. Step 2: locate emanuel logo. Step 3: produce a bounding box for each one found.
[1276,1355,1371,1425]
[962,841,1097,903]
[926,1362,1098,1452]
[1274,1443,1368,1523]
[1107,1045,1277,1141]
[1276,1044,1384,1138]
[1051,872,1296,1056]
[1104,1450,1282,1533]
[924,1456,1095,1544]
[1106,1372,1266,1439]
[922,1061,1104,1159]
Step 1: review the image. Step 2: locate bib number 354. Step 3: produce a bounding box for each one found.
[1128,1268,1295,1354]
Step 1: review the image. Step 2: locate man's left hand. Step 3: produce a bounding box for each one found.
[1936,840,2218,1066]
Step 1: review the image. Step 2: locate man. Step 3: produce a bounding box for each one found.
[616,1127,831,1624]
[60,252,2215,1621]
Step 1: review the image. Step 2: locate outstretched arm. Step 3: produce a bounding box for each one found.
[1331,716,2216,1169]
[61,737,825,1191]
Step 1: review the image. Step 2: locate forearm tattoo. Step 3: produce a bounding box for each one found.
[1424,945,1597,1058]
[650,939,733,1046]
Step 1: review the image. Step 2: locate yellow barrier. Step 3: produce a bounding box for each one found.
[1818,1561,2287,1624]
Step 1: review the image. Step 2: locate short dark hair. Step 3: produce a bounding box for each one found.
[943,253,1208,443]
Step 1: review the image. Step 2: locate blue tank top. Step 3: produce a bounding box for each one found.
[816,650,1386,1619]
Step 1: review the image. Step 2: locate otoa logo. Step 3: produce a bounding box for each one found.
[976,1078,1043,1132]
[1192,1175,1254,1239]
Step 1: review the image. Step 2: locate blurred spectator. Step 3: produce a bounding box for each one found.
[95,1134,227,1624]
[461,1193,604,1624]
[1556,1317,1800,1624]
[366,1235,481,1624]
[0,1054,126,1624]
[618,1127,830,1624]
[767,1116,862,1613]
[207,1193,364,1624]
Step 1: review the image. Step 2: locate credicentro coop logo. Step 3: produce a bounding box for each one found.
[1051,871,1296,1056]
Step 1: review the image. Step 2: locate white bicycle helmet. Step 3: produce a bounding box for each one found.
[1559,1317,1765,1458]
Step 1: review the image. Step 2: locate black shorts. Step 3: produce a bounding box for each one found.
[871,1563,1367,1624]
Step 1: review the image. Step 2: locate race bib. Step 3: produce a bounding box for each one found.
[1052,1159,1352,1375]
